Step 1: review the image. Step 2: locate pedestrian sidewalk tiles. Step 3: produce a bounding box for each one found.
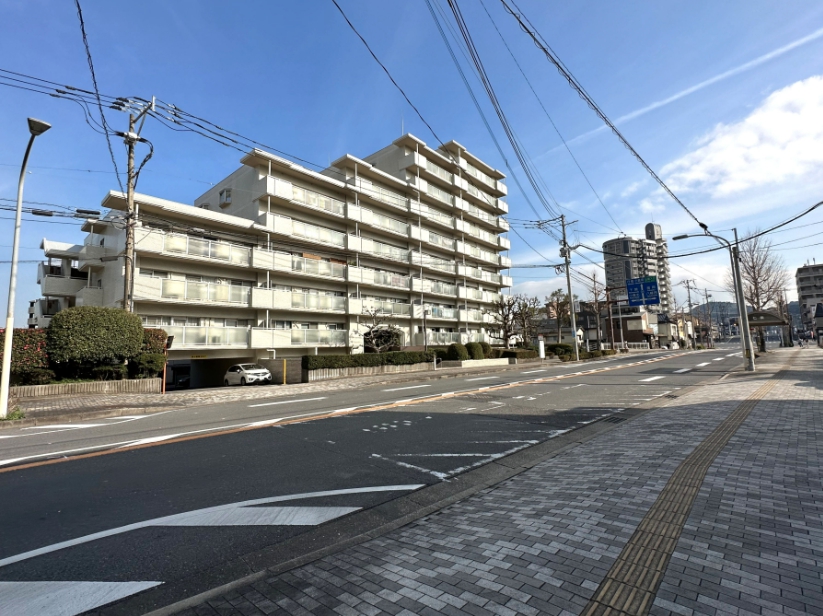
[176,347,823,616]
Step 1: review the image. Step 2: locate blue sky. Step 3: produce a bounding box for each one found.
[2,0,823,324]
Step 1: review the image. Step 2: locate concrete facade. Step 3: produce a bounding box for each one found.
[32,135,512,386]
[796,262,823,329]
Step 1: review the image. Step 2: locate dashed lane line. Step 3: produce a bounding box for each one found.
[696,362,711,367]
[639,376,665,382]
[382,384,431,392]
[248,396,327,408]
[673,368,691,373]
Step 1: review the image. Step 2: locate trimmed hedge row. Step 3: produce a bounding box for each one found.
[501,349,538,359]
[446,343,469,361]
[303,350,435,370]
[0,328,49,375]
[465,342,484,360]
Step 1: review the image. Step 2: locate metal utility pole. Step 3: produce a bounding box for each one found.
[733,228,756,370]
[680,279,696,348]
[559,215,580,361]
[704,289,713,348]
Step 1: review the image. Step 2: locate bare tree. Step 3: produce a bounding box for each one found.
[545,288,570,343]
[485,294,517,348]
[359,309,404,353]
[513,295,541,348]
[725,231,789,352]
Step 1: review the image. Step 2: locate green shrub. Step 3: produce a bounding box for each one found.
[92,364,127,381]
[589,350,602,358]
[546,343,573,355]
[445,343,469,361]
[479,341,492,358]
[465,342,484,360]
[558,354,571,362]
[48,307,143,371]
[131,353,166,378]
[579,351,591,360]
[302,351,434,371]
[11,368,56,386]
[501,349,538,359]
[695,345,705,350]
[603,349,616,356]
[430,347,449,360]
[142,328,168,354]
[0,328,48,373]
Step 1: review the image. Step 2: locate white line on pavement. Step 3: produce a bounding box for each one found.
[383,385,431,392]
[520,369,547,374]
[639,376,665,382]
[464,376,500,381]
[695,362,711,367]
[0,581,163,616]
[673,368,691,373]
[248,396,327,408]
[713,358,724,361]
[22,424,109,430]
[0,485,424,569]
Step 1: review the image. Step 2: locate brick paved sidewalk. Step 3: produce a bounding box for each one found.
[170,348,823,616]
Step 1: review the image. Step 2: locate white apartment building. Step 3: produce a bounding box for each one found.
[32,134,512,387]
[796,263,823,329]
[602,223,673,315]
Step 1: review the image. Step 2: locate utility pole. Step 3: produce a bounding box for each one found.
[680,279,696,348]
[704,289,713,348]
[559,215,579,362]
[733,229,756,370]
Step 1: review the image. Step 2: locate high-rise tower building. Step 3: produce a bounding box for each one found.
[602,223,672,314]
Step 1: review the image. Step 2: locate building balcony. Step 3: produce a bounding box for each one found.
[250,328,353,349]
[350,297,411,317]
[259,213,346,248]
[134,277,252,306]
[252,250,346,280]
[348,204,409,236]
[411,251,457,274]
[347,266,410,290]
[349,177,409,212]
[458,265,501,285]
[258,175,346,217]
[40,275,88,297]
[165,325,250,349]
[251,288,346,313]
[410,226,456,252]
[456,221,499,248]
[76,286,103,307]
[497,218,510,232]
[412,277,457,297]
[458,242,499,265]
[498,237,511,250]
[499,255,512,268]
[348,235,410,263]
[409,202,455,230]
[459,309,487,323]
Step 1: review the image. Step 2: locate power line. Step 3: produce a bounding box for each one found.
[499,0,706,231]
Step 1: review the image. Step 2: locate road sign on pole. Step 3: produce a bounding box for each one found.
[626,276,660,307]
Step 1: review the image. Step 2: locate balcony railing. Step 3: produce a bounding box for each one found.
[425,159,452,183]
[355,180,408,210]
[426,331,462,345]
[415,252,456,274]
[291,293,346,312]
[464,202,496,224]
[465,162,495,189]
[430,280,457,296]
[290,218,346,247]
[291,329,349,346]
[426,183,453,205]
[369,300,411,316]
[464,224,496,244]
[467,309,484,321]
[463,267,501,284]
[368,240,409,263]
[291,185,345,216]
[161,279,251,304]
[163,234,251,266]
[425,231,455,250]
[464,243,497,263]
[427,306,456,319]
[461,287,484,300]
[164,326,249,347]
[373,269,410,288]
[290,255,346,278]
[370,211,408,235]
[465,181,495,207]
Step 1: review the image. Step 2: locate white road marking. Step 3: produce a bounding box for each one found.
[713,358,724,361]
[23,424,109,430]
[0,485,423,569]
[248,396,327,408]
[0,581,162,616]
[695,362,711,367]
[383,384,431,392]
[161,505,360,527]
[464,376,499,381]
[673,368,691,373]
[121,435,181,447]
[639,376,665,382]
[520,369,546,374]
[726,353,739,357]
[332,407,359,414]
[247,412,322,427]
[395,453,489,457]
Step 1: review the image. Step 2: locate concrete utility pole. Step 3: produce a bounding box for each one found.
[704,289,713,348]
[559,215,580,362]
[732,229,756,370]
[680,279,696,348]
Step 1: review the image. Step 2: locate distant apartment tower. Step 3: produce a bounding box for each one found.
[602,223,672,314]
[795,263,823,329]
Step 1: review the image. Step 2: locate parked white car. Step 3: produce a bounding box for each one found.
[223,364,272,386]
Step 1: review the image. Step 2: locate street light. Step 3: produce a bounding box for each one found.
[0,118,52,419]
[672,230,755,371]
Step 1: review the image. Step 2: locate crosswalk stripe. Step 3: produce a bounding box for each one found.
[0,581,161,616]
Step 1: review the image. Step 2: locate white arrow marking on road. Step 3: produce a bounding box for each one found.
[695,362,711,367]
[0,581,162,616]
[0,485,424,569]
[673,368,691,373]
[639,376,665,382]
[248,396,327,408]
[383,384,431,392]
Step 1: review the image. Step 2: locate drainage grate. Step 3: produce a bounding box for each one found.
[601,416,626,424]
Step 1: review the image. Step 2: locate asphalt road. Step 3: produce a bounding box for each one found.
[0,347,744,615]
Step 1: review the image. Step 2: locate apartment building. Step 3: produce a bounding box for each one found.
[602,222,673,315]
[32,134,512,387]
[796,263,823,329]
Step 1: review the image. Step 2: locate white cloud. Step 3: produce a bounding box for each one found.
[661,75,823,197]
[621,180,646,198]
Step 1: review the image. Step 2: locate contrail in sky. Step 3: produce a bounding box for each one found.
[541,25,823,153]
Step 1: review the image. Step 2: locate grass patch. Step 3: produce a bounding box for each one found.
[1,408,25,421]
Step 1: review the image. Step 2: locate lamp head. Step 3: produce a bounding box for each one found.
[672,234,689,241]
[27,118,51,136]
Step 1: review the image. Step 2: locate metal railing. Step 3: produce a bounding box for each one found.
[464,243,497,263]
[426,331,462,344]
[466,310,484,321]
[465,162,495,188]
[465,181,495,206]
[417,253,456,273]
[461,287,484,300]
[357,181,408,210]
[372,269,410,288]
[427,306,456,319]
[426,183,453,205]
[291,329,349,346]
[601,342,649,350]
[164,325,249,346]
[463,223,496,244]
[369,300,411,316]
[425,230,455,250]
[412,204,453,227]
[163,234,251,266]
[291,185,345,216]
[425,159,452,182]
[464,202,496,224]
[368,241,409,263]
[290,255,346,279]
[290,293,346,311]
[161,279,251,304]
[292,219,346,247]
[370,211,408,235]
[428,279,457,295]
[464,267,501,284]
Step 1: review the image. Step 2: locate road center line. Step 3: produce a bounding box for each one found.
[520,369,547,374]
[383,385,431,392]
[248,396,327,408]
[713,358,724,361]
[639,376,665,382]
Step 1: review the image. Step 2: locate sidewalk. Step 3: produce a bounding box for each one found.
[170,347,823,616]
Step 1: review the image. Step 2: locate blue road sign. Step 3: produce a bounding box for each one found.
[626,276,660,307]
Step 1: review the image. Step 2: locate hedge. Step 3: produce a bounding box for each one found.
[479,341,492,358]
[465,342,484,360]
[48,307,143,366]
[546,343,573,355]
[142,328,168,354]
[130,353,166,378]
[446,343,469,361]
[501,349,538,359]
[303,350,434,370]
[0,328,49,374]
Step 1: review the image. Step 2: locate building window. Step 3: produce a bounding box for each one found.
[219,188,232,208]
[271,320,292,329]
